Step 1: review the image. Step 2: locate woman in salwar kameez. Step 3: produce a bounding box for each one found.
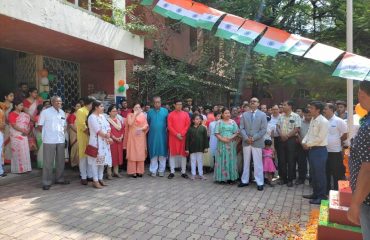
[107,105,124,179]
[8,100,32,174]
[214,108,239,184]
[123,103,148,178]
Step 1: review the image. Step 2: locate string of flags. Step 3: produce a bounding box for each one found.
[140,0,370,81]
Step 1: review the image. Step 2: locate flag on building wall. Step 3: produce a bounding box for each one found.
[153,0,192,20]
[197,7,224,31]
[140,0,154,6]
[153,0,171,16]
[332,53,370,80]
[215,14,245,40]
[304,43,344,66]
[230,20,266,45]
[254,27,290,57]
[280,34,315,56]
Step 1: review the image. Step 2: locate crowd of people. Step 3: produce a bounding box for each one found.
[0,81,370,237]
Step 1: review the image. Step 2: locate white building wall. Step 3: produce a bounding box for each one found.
[0,0,144,59]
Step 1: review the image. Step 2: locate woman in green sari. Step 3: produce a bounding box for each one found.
[214,108,239,184]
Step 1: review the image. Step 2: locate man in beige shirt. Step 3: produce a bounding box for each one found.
[276,100,301,187]
[302,101,329,205]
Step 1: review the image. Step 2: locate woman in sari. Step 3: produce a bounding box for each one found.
[107,105,124,179]
[8,100,32,173]
[123,103,148,178]
[87,100,112,189]
[23,87,41,152]
[35,104,45,168]
[214,108,239,184]
[67,103,81,168]
[0,90,14,164]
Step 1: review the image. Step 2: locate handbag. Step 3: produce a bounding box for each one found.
[85,133,99,158]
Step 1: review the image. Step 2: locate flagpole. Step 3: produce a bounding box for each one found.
[346,0,354,139]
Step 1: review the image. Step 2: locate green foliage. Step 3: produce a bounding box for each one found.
[92,0,157,36]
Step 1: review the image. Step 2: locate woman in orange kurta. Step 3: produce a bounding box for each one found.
[123,103,148,178]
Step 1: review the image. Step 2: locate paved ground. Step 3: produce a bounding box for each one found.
[0,169,317,240]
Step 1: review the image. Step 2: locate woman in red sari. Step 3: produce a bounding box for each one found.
[107,105,125,179]
[23,87,42,152]
[8,100,32,173]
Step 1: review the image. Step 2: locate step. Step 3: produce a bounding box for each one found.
[338,180,352,207]
[317,200,362,240]
[329,190,360,227]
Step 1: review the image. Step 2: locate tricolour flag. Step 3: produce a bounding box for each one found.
[215,14,245,40]
[140,0,154,6]
[153,0,192,20]
[180,2,210,28]
[197,7,225,31]
[280,34,315,56]
[332,53,370,81]
[253,27,290,57]
[304,43,344,66]
[230,20,266,45]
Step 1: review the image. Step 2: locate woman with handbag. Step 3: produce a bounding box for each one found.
[123,103,148,178]
[87,100,113,189]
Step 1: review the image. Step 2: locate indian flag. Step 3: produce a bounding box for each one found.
[215,14,245,39]
[140,0,154,6]
[198,7,225,31]
[153,0,192,20]
[332,53,370,81]
[180,2,210,28]
[230,19,266,45]
[280,34,315,56]
[304,43,344,66]
[254,27,291,57]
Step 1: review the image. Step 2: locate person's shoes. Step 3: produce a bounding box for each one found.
[0,173,7,177]
[309,199,322,205]
[228,180,236,185]
[287,181,293,187]
[87,177,93,182]
[303,194,317,199]
[113,173,123,178]
[238,183,249,188]
[107,175,113,180]
[181,173,189,179]
[93,181,103,189]
[200,175,207,181]
[151,172,156,177]
[137,174,143,178]
[278,180,287,185]
[131,174,137,178]
[257,185,264,191]
[99,180,108,186]
[55,180,70,185]
[42,185,51,190]
[295,179,305,185]
[168,173,175,179]
[158,172,164,177]
[80,179,88,185]
[190,175,195,180]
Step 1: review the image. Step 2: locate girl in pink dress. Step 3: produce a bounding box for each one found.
[263,139,276,187]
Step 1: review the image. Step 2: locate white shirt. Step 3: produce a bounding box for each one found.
[302,115,329,147]
[38,107,66,144]
[269,114,280,137]
[327,115,348,152]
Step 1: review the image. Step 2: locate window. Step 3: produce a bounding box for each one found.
[165,18,181,33]
[190,28,198,51]
[293,88,310,99]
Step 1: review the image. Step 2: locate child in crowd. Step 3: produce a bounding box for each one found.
[186,114,209,180]
[208,112,221,169]
[263,139,276,187]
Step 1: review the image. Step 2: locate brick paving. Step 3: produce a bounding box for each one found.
[0,170,317,240]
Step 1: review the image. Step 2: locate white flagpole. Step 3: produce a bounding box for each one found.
[346,0,354,139]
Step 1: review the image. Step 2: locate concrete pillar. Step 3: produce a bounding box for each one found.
[114,60,127,103]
